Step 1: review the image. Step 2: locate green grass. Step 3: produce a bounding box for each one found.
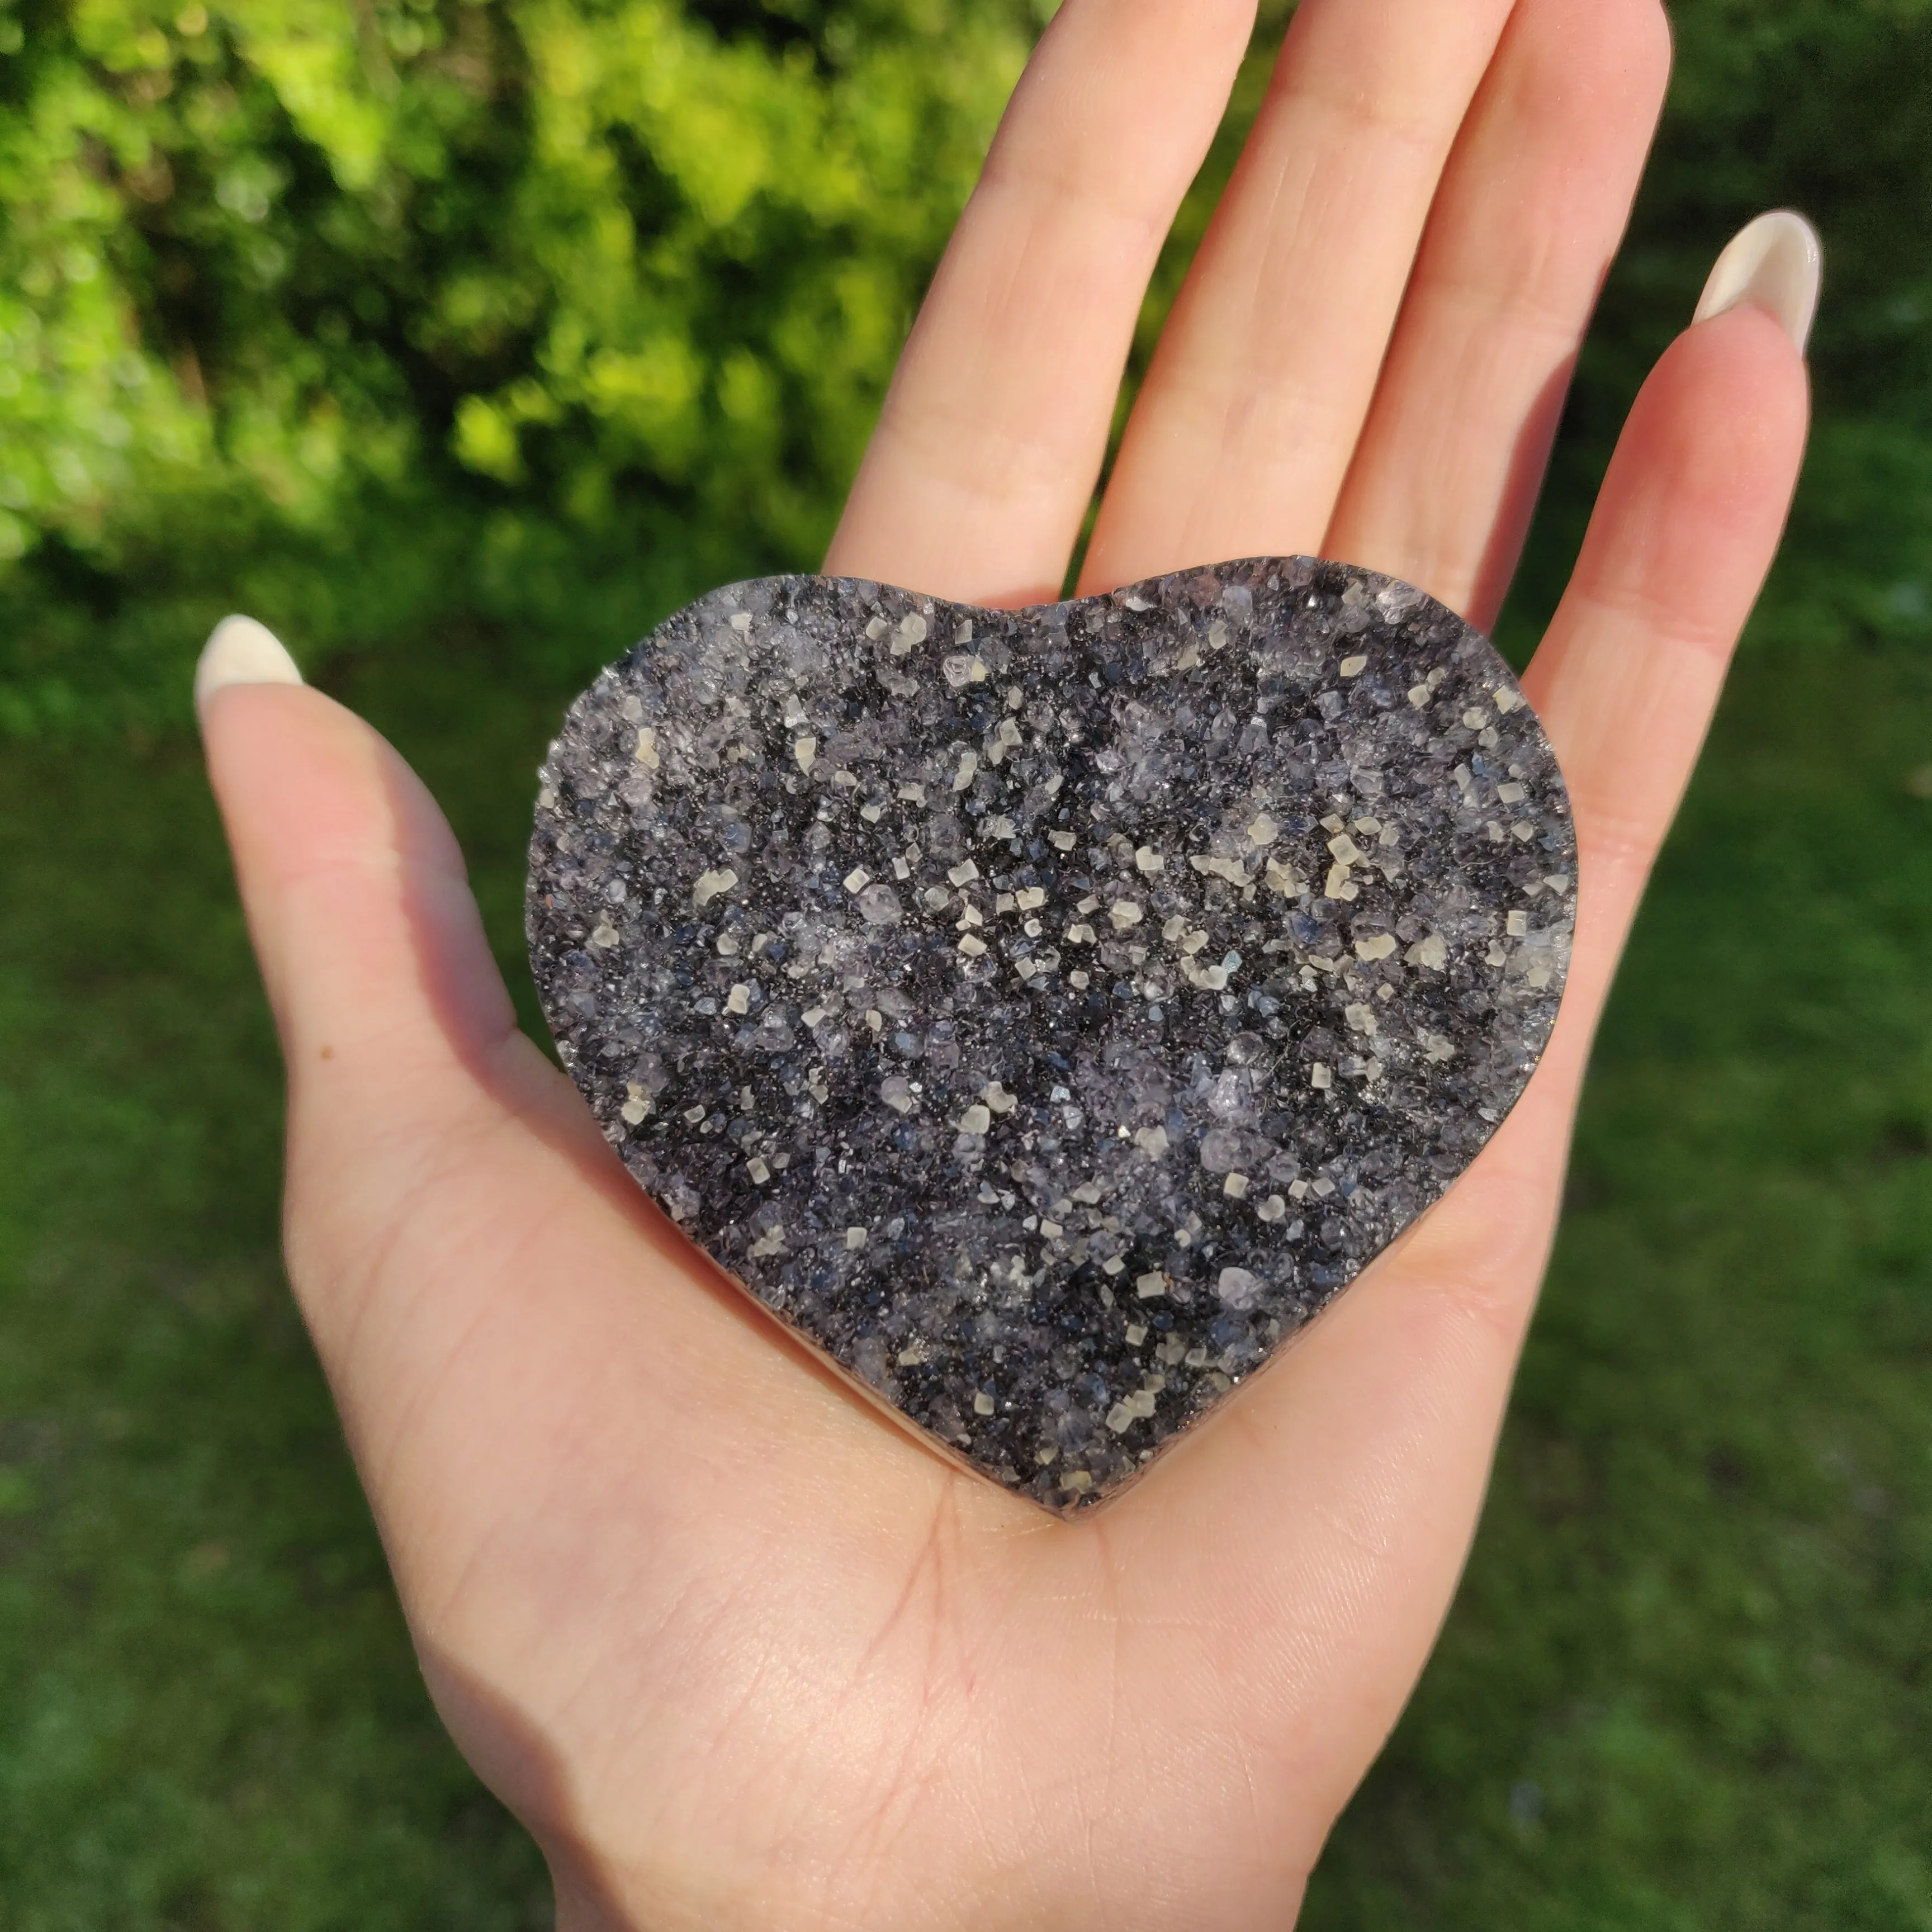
[4,556,1930,1929]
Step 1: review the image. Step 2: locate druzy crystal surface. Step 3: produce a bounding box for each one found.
[527,558,1575,1512]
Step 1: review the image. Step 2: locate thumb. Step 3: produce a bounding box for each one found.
[196,615,518,1091]
[193,617,609,1400]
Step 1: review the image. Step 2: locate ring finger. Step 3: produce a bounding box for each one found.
[1081,0,1520,593]
[1323,0,1672,628]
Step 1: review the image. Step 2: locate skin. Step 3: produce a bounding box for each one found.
[199,0,1812,1924]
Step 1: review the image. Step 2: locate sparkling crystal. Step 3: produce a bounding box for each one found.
[526,558,1575,1513]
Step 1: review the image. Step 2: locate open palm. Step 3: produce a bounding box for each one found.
[200,0,1812,1924]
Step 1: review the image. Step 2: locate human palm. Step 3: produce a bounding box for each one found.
[199,0,1813,1924]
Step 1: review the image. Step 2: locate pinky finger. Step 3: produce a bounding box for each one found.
[1526,249,1815,1010]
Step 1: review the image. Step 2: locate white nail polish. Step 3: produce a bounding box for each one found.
[1693,210,1824,354]
[194,614,304,708]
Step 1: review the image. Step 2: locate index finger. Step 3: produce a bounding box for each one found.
[825,0,1254,608]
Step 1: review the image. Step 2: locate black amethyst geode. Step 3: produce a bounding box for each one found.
[526,558,1575,1512]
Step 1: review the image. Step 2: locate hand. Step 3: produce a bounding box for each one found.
[198,0,1814,1924]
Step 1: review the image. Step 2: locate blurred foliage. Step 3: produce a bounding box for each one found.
[0,0,1039,733]
[3,0,1931,733]
[1525,0,1932,663]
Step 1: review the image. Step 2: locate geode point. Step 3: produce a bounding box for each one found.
[526,558,1575,1513]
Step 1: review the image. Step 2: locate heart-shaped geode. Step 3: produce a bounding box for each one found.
[527,557,1575,1512]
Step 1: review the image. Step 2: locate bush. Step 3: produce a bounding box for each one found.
[0,0,1040,733]
[3,0,1930,729]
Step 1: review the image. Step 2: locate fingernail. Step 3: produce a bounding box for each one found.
[194,614,303,709]
[1693,210,1824,354]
